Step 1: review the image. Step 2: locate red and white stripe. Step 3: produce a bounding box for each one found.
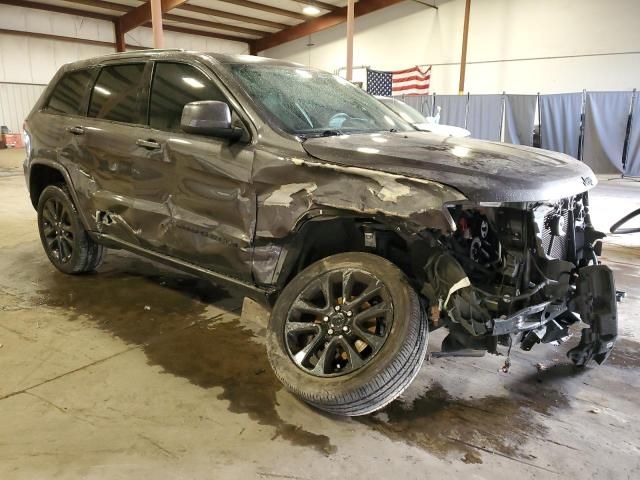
[392,65,431,96]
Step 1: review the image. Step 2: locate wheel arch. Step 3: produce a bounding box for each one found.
[28,160,93,232]
[271,210,425,291]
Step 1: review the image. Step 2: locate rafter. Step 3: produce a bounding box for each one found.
[59,0,130,13]
[0,27,148,50]
[118,1,265,37]
[290,0,339,12]
[63,1,285,31]
[0,0,114,21]
[118,0,188,34]
[215,0,307,21]
[177,3,287,30]
[163,13,265,36]
[153,23,251,43]
[252,0,406,53]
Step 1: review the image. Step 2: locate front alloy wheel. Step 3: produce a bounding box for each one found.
[285,269,393,377]
[267,252,428,416]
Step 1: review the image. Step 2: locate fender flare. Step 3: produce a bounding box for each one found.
[28,159,94,233]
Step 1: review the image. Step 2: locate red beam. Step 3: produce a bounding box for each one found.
[1,0,251,48]
[157,24,251,44]
[177,3,287,30]
[118,0,188,34]
[215,0,306,21]
[290,0,338,12]
[60,0,130,13]
[0,27,147,50]
[114,20,125,52]
[0,0,115,21]
[252,0,406,53]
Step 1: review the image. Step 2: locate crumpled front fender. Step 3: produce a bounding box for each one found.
[251,151,467,239]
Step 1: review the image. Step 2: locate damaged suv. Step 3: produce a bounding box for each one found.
[24,51,617,416]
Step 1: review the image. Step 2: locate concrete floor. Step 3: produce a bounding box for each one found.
[1,148,639,479]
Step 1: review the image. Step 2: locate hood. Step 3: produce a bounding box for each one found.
[302,131,597,203]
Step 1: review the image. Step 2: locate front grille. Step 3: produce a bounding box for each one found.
[541,209,569,260]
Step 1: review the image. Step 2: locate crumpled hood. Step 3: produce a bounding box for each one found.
[302,131,597,203]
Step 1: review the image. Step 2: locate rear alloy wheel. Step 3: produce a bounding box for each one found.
[37,184,105,274]
[267,252,428,416]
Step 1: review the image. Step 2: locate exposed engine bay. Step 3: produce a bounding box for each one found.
[414,193,618,366]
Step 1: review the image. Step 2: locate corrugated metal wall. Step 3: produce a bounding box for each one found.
[0,83,46,133]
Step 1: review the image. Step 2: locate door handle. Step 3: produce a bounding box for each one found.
[67,126,84,135]
[136,139,161,150]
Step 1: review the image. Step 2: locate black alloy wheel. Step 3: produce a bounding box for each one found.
[285,269,393,377]
[267,252,428,416]
[37,184,105,274]
[41,196,75,264]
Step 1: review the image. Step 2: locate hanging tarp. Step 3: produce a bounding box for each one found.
[433,95,468,129]
[504,94,537,146]
[399,94,432,117]
[582,92,632,174]
[623,94,640,177]
[539,93,583,158]
[466,95,503,141]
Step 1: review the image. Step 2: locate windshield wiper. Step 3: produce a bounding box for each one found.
[319,129,345,137]
[297,129,345,140]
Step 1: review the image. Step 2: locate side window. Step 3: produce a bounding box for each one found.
[149,62,226,132]
[88,63,145,123]
[46,69,93,115]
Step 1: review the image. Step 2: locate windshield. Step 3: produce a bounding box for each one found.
[229,64,413,136]
[379,98,426,124]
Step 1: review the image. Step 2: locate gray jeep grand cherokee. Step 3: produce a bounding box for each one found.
[24,50,617,416]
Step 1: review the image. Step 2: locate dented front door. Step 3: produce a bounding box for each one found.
[146,134,256,281]
[127,60,256,282]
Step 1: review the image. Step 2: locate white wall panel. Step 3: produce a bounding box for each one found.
[0,83,46,133]
[262,0,640,94]
[0,3,249,128]
[0,4,249,86]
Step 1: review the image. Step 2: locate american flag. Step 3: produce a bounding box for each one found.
[366,66,431,96]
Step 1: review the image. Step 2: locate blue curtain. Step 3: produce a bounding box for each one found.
[582,92,632,174]
[504,95,537,146]
[540,93,583,158]
[434,95,468,129]
[399,94,432,117]
[466,95,503,141]
[624,95,640,176]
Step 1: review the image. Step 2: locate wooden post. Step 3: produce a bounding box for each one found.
[346,0,355,80]
[458,0,471,94]
[114,20,126,52]
[150,0,164,49]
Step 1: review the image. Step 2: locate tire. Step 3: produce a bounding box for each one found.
[37,184,105,274]
[267,252,428,416]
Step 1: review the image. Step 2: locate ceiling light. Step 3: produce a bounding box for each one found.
[302,6,321,16]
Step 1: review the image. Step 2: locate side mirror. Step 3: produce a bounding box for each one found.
[180,100,242,139]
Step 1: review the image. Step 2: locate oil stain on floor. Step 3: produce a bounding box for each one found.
[608,338,640,368]
[3,243,597,463]
[362,366,572,465]
[6,246,335,454]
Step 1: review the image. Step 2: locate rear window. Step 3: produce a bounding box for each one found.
[88,63,145,123]
[46,69,93,115]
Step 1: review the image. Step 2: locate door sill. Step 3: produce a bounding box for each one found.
[95,233,274,301]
